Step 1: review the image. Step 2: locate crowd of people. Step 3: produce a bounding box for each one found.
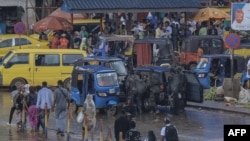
[38,10,231,56]
[7,80,180,141]
[8,81,68,137]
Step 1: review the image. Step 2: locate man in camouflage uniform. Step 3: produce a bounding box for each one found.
[147,70,161,113]
[125,70,146,114]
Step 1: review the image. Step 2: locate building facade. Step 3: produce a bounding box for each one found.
[0,0,62,34]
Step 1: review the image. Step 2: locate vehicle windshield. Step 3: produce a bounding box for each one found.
[97,72,118,86]
[109,61,127,75]
[196,57,209,69]
[0,51,13,65]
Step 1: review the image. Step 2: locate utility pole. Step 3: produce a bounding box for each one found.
[26,0,29,35]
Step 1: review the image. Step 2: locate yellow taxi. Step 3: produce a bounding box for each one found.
[0,34,49,57]
[0,48,86,88]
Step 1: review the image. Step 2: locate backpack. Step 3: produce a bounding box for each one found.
[165,125,178,141]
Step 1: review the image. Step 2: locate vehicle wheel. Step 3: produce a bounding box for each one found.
[141,97,151,112]
[10,78,26,89]
[107,105,117,117]
[189,63,197,70]
[63,78,71,90]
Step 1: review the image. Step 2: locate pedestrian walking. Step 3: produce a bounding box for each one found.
[81,94,96,140]
[160,117,179,141]
[144,130,157,141]
[7,85,20,126]
[125,121,142,141]
[52,80,68,137]
[12,85,26,128]
[36,81,53,133]
[114,110,131,141]
[26,86,38,132]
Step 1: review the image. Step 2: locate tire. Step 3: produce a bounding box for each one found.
[10,78,26,89]
[63,78,71,90]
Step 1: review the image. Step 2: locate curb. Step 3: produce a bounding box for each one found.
[186,102,250,116]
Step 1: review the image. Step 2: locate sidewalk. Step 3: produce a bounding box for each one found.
[187,100,250,115]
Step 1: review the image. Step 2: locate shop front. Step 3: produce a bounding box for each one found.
[0,6,24,34]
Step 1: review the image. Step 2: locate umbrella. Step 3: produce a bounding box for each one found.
[49,7,88,22]
[33,16,73,32]
[192,7,230,22]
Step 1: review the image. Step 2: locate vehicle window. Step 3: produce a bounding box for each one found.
[97,72,118,86]
[196,58,208,69]
[15,38,32,46]
[181,40,187,52]
[0,39,12,48]
[0,51,13,64]
[211,39,223,48]
[109,61,127,75]
[35,54,59,66]
[200,39,209,48]
[138,71,161,82]
[63,54,83,66]
[185,73,199,84]
[8,53,29,65]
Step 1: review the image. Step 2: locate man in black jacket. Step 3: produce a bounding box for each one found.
[114,110,131,141]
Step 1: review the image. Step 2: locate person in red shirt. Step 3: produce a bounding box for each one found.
[50,34,59,49]
[59,33,69,49]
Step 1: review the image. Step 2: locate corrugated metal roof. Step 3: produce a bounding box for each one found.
[63,0,201,13]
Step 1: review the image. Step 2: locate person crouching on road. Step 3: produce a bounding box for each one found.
[52,80,68,137]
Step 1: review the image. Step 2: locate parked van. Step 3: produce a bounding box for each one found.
[0,49,86,88]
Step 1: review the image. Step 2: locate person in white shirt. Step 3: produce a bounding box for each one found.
[160,117,179,141]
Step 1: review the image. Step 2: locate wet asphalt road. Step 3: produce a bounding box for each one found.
[1,88,250,141]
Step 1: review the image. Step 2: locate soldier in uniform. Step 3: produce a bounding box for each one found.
[125,70,147,114]
[168,66,187,115]
[147,69,161,113]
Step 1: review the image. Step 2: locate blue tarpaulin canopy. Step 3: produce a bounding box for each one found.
[62,0,201,13]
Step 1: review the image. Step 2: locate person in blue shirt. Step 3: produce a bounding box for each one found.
[36,81,53,133]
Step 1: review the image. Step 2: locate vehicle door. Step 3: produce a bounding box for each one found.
[2,53,32,85]
[14,38,32,49]
[33,53,61,86]
[80,71,90,104]
[184,71,203,103]
[0,38,14,56]
[209,38,224,54]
